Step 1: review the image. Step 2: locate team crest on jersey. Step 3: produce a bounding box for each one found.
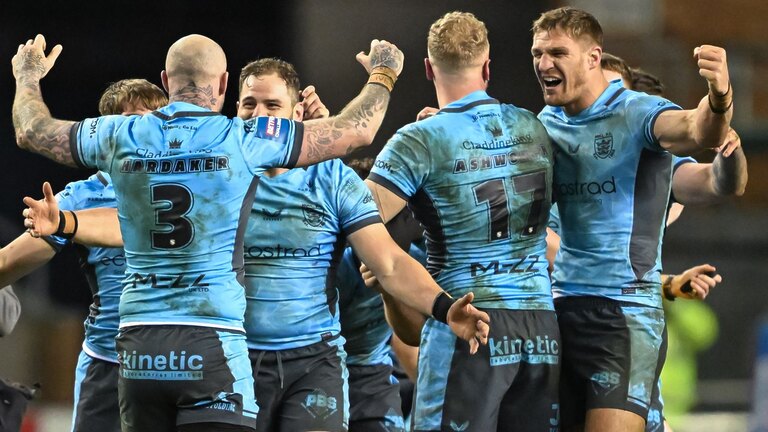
[302,204,325,227]
[593,133,615,159]
[168,138,183,149]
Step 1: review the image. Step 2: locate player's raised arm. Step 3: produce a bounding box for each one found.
[12,35,78,167]
[654,45,733,155]
[296,40,404,167]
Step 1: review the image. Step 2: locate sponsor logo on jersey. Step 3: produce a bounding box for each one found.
[125,273,210,291]
[362,193,374,204]
[471,111,501,123]
[567,142,581,154]
[302,204,325,227]
[168,138,183,149]
[266,116,281,137]
[88,118,99,138]
[555,176,616,196]
[593,133,615,159]
[374,159,395,173]
[488,334,559,366]
[461,133,533,150]
[590,370,621,395]
[469,255,541,277]
[301,389,337,420]
[99,253,126,267]
[259,207,283,221]
[245,244,322,258]
[119,349,204,380]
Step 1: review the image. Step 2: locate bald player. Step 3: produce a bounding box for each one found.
[13,33,404,432]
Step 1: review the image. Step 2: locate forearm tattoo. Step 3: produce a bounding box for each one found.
[303,84,390,163]
[13,64,77,167]
[170,81,217,110]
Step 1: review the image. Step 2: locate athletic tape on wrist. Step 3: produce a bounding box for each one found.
[431,291,456,324]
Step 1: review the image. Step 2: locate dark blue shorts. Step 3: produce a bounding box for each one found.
[116,325,258,432]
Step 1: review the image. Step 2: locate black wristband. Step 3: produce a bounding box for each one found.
[431,291,456,324]
[708,81,732,114]
[55,210,78,240]
[662,275,676,302]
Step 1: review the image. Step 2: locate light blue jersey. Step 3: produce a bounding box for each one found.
[337,243,427,366]
[242,159,380,350]
[71,103,302,330]
[369,91,554,311]
[44,172,123,363]
[539,82,682,308]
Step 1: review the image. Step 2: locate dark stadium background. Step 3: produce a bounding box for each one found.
[1,0,766,418]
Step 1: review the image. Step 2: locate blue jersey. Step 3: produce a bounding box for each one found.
[369,91,554,311]
[336,243,427,366]
[44,172,123,362]
[539,82,682,308]
[70,102,303,331]
[242,159,380,350]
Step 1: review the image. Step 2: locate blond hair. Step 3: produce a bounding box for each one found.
[427,11,489,71]
[98,79,167,115]
[531,7,603,47]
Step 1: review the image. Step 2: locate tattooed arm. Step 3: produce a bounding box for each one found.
[295,39,404,167]
[12,35,78,167]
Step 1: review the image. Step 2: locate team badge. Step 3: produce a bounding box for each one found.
[301,204,325,228]
[593,133,615,159]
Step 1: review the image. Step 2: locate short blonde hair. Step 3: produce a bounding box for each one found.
[427,11,489,71]
[531,7,603,47]
[98,79,167,115]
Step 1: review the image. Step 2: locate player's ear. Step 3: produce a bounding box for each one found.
[588,46,602,69]
[160,70,169,93]
[293,102,304,122]
[425,58,434,81]
[219,71,229,97]
[482,58,491,83]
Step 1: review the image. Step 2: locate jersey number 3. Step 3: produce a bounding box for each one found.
[151,183,194,249]
[472,171,547,242]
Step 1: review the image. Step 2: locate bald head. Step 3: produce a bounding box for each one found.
[166,34,226,81]
[163,34,229,111]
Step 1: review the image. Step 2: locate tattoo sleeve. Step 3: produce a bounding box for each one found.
[13,76,78,167]
[298,84,390,167]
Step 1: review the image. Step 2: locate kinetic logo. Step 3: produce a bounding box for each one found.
[120,350,203,381]
[301,389,337,420]
[488,335,559,366]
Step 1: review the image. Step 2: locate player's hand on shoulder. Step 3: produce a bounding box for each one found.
[416,107,438,121]
[447,292,490,355]
[716,127,740,158]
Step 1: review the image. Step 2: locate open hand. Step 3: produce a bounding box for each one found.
[12,34,62,82]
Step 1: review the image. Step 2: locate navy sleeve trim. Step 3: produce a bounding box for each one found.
[672,158,696,174]
[367,172,410,201]
[648,105,683,148]
[69,122,87,169]
[41,235,66,253]
[286,121,304,169]
[344,215,382,236]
